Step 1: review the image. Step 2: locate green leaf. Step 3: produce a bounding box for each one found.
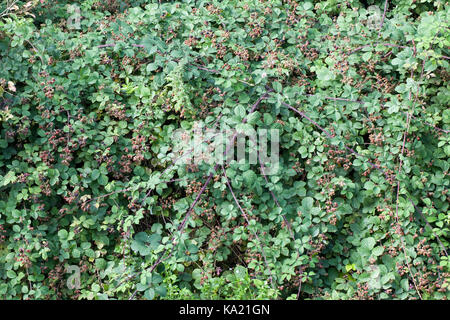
[298,146,308,158]
[302,197,314,211]
[239,93,250,104]
[144,288,155,300]
[246,111,260,124]
[303,2,313,10]
[131,232,161,256]
[263,113,273,125]
[1,171,16,186]
[372,246,384,257]
[243,170,257,187]
[91,169,100,180]
[234,265,248,279]
[401,279,409,291]
[316,67,335,81]
[58,229,68,240]
[234,105,246,118]
[361,237,376,251]
[98,175,109,186]
[6,270,16,279]
[155,285,167,297]
[273,81,282,93]
[104,137,114,146]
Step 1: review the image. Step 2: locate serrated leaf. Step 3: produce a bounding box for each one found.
[361,237,376,250]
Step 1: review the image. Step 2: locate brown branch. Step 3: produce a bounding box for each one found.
[305,94,449,134]
[410,200,449,257]
[221,165,275,288]
[348,42,407,55]
[378,0,389,37]
[393,63,426,300]
[128,91,271,299]
[282,101,389,178]
[247,134,305,298]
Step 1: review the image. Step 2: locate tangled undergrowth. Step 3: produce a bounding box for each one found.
[0,0,449,300]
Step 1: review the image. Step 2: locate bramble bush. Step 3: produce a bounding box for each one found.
[0,0,449,300]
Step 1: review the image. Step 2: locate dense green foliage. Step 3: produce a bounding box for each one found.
[0,0,449,300]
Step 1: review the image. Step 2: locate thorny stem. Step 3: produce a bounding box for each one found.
[128,92,271,299]
[221,165,275,289]
[410,200,449,257]
[280,96,426,299]
[281,101,389,179]
[305,95,449,134]
[393,47,426,299]
[97,36,447,300]
[247,134,305,298]
[348,42,408,55]
[140,113,223,206]
[378,0,389,38]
